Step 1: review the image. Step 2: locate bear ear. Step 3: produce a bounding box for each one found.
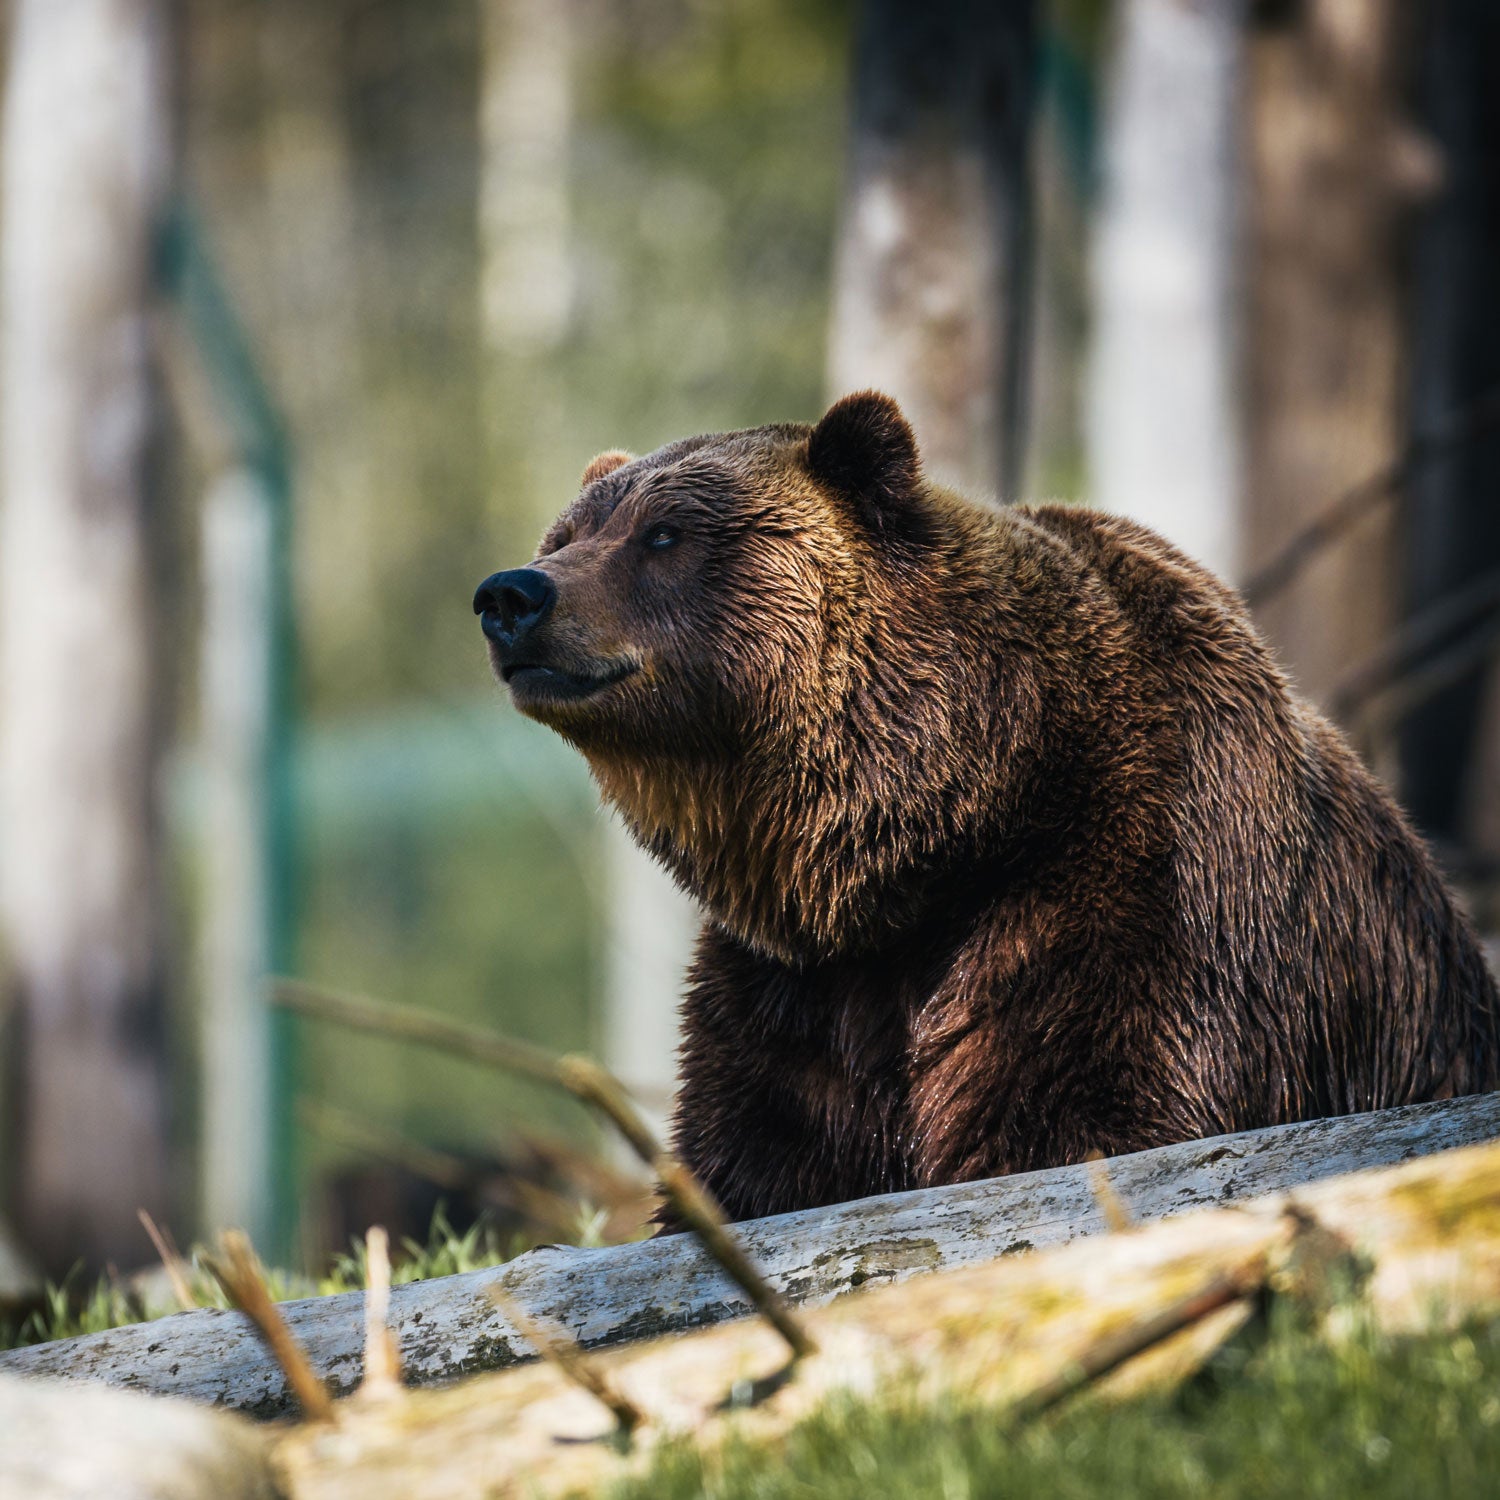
[581,450,633,488]
[806,391,921,530]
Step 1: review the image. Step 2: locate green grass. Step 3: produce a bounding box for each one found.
[1,1208,522,1351]
[613,1312,1500,1500]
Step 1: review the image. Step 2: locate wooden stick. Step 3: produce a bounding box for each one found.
[1009,1254,1268,1422]
[204,1231,334,1423]
[360,1227,402,1399]
[556,1055,818,1361]
[488,1281,644,1441]
[10,1094,1495,1413]
[276,979,563,1086]
[137,1209,198,1312]
[273,979,817,1362]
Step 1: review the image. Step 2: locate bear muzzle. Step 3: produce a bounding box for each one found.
[475,566,637,708]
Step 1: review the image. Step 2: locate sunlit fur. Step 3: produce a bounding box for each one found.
[485,391,1500,1223]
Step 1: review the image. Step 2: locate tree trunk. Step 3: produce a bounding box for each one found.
[1087,0,1244,582]
[1242,0,1420,722]
[1401,0,1500,907]
[0,0,173,1274]
[827,0,1038,501]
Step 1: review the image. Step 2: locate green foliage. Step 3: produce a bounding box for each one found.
[6,1274,145,1350]
[614,1313,1500,1500]
[296,794,604,1177]
[324,1207,523,1293]
[0,1211,521,1353]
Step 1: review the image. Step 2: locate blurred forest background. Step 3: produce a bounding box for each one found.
[0,0,1497,1289]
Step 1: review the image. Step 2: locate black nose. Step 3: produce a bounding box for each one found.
[473,568,556,645]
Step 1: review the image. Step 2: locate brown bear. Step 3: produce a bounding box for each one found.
[474,391,1500,1223]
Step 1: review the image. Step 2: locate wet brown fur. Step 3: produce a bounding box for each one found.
[483,392,1500,1222]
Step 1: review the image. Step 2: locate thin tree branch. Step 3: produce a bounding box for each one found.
[273,979,817,1363]
[1330,566,1500,718]
[1356,612,1500,740]
[1008,1255,1267,1422]
[359,1226,402,1399]
[1084,1151,1133,1234]
[276,978,566,1086]
[488,1281,644,1443]
[204,1230,334,1422]
[137,1209,198,1312]
[1242,387,1500,607]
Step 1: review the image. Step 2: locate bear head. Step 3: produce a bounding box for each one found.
[475,392,1031,962]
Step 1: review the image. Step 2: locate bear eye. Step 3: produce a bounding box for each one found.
[641,522,681,551]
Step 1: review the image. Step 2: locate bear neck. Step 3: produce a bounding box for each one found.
[597,745,989,966]
[590,497,1042,966]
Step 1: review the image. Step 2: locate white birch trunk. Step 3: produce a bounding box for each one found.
[479,0,574,362]
[602,817,696,1143]
[0,0,173,1273]
[1087,0,1244,581]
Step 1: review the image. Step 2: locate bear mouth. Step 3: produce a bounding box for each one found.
[501,659,637,703]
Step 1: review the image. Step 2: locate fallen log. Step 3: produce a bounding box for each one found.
[273,1133,1500,1499]
[3,1092,1497,1415]
[0,1373,278,1500]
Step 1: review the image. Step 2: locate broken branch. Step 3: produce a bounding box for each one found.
[204,1231,334,1423]
[273,979,817,1363]
[488,1281,644,1442]
[360,1227,402,1400]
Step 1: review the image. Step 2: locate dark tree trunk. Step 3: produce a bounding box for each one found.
[1241,0,1418,722]
[1400,0,1500,889]
[828,0,1038,501]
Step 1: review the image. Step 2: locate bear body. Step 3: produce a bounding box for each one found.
[476,392,1500,1222]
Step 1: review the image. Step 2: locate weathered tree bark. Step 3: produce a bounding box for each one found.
[827,0,1038,500]
[0,0,174,1275]
[1242,0,1425,721]
[1087,0,1244,581]
[5,1092,1495,1414]
[1401,0,1500,902]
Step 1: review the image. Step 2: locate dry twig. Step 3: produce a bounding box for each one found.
[205,1230,334,1423]
[488,1281,644,1442]
[1009,1255,1268,1422]
[1084,1151,1133,1234]
[274,979,817,1363]
[137,1209,198,1313]
[360,1227,402,1399]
